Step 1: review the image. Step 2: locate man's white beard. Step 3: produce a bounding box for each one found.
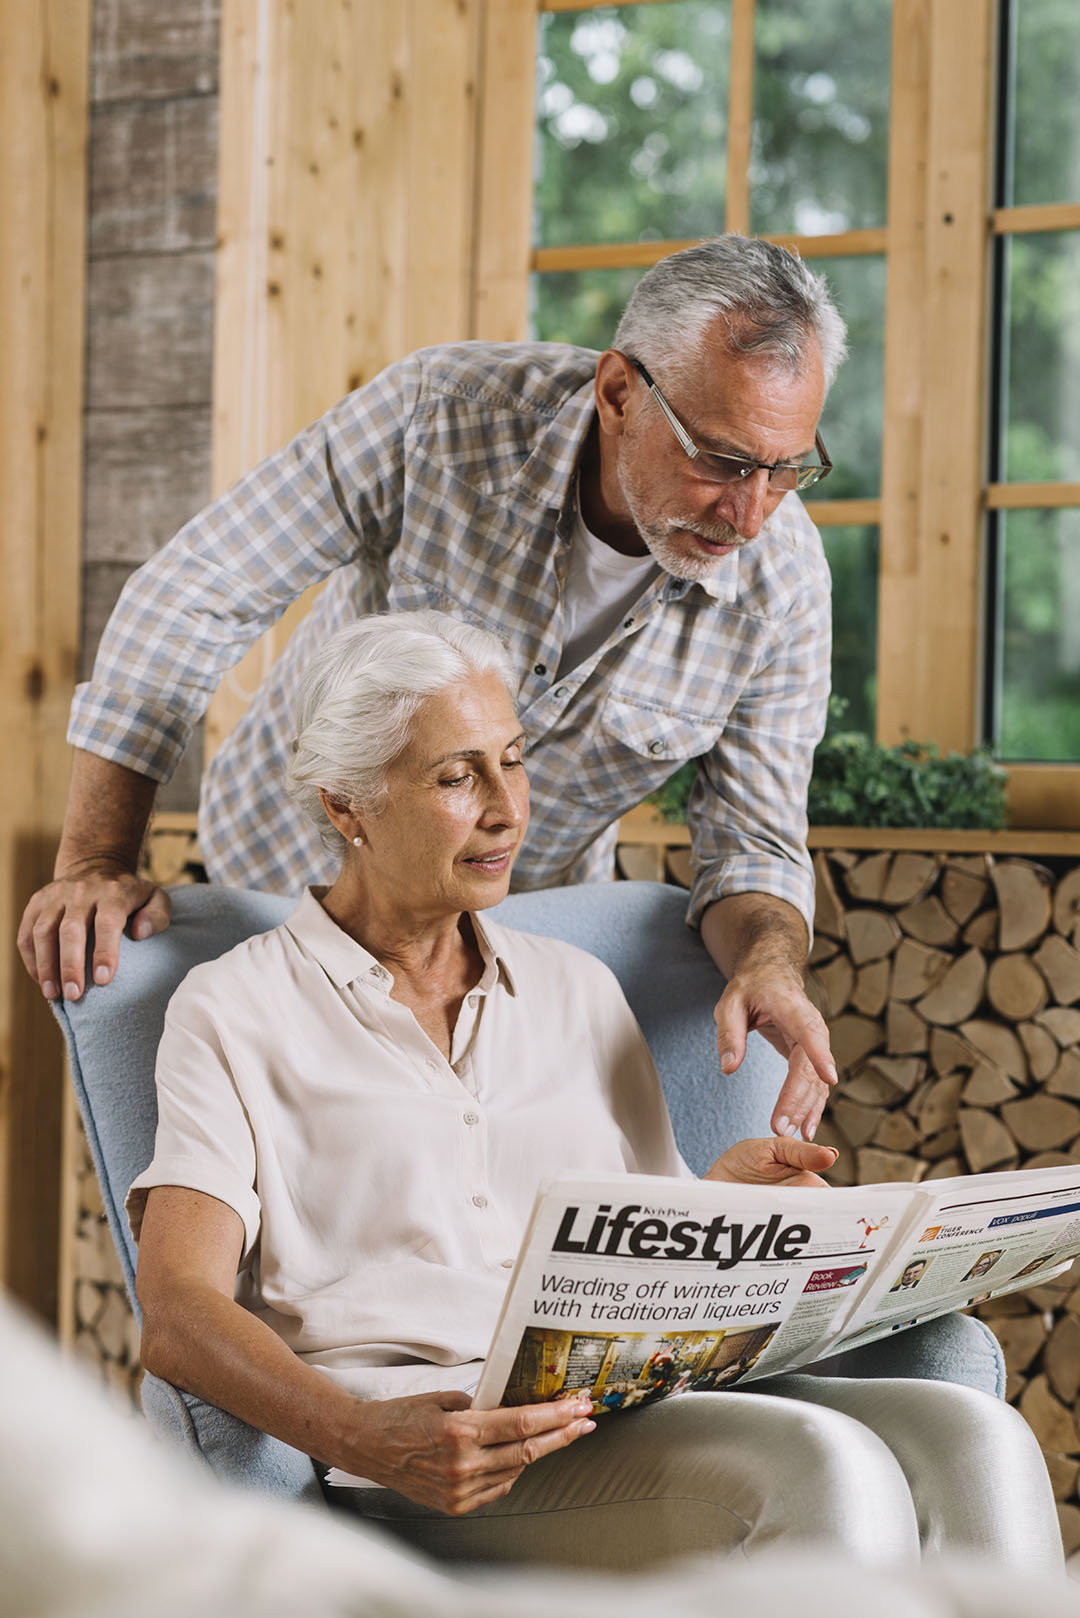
[619,457,740,582]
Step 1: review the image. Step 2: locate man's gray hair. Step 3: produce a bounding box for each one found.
[613,234,847,391]
[286,610,517,851]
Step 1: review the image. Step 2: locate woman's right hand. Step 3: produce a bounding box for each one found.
[343,1390,596,1515]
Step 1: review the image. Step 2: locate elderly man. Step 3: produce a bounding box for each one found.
[21,234,842,1139]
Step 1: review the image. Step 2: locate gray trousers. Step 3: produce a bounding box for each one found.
[330,1378,1063,1575]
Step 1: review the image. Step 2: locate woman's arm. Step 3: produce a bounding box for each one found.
[136,1185,595,1515]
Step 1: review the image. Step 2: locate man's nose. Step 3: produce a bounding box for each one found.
[715,469,772,540]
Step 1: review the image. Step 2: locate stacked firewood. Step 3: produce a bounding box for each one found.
[807,845,1080,1559]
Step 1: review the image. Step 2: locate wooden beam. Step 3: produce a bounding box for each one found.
[987,482,1080,510]
[802,499,882,528]
[533,227,887,275]
[877,0,995,753]
[1004,766,1080,832]
[472,0,538,341]
[993,202,1080,235]
[0,0,90,1319]
[725,0,755,236]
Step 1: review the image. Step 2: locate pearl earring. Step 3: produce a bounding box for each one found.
[352,835,364,847]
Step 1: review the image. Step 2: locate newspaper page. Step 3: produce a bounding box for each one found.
[472,1172,917,1413]
[821,1163,1080,1356]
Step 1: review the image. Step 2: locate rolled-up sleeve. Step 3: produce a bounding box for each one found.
[68,355,422,781]
[685,535,831,935]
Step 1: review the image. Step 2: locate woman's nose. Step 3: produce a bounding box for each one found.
[481,771,526,826]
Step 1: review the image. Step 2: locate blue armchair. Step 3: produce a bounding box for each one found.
[52,880,1003,1502]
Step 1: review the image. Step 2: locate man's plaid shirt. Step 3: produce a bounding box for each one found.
[69,342,831,929]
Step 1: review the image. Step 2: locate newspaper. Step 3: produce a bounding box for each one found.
[325,1163,1080,1486]
[472,1163,1080,1412]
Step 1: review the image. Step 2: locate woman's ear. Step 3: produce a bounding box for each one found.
[318,788,365,846]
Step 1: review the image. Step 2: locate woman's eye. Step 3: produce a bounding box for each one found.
[440,773,471,788]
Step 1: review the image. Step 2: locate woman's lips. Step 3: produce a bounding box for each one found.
[462,847,515,871]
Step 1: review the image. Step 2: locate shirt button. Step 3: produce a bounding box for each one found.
[648,740,665,755]
[534,663,547,676]
[623,617,634,629]
[426,1059,438,1072]
[468,994,479,1008]
[472,1194,488,1209]
[554,686,568,699]
[463,1111,479,1126]
[501,1258,514,1269]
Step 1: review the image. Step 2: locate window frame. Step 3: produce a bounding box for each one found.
[523,0,1080,828]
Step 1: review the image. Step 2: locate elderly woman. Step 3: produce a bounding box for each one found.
[129,611,1061,1575]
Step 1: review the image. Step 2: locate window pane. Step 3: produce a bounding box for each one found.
[750,0,891,235]
[995,508,1080,762]
[811,255,885,499]
[531,267,643,349]
[821,524,878,736]
[1004,0,1080,208]
[534,3,731,249]
[998,232,1080,482]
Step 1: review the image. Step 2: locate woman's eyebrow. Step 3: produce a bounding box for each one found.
[428,731,527,768]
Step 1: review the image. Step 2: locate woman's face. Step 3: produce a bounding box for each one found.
[357,670,529,919]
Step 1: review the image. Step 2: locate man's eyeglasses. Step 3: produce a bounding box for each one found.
[629,357,832,494]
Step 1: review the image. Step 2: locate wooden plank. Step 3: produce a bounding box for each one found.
[533,228,887,274]
[86,250,215,409]
[809,826,1080,855]
[724,0,755,236]
[993,203,1080,236]
[876,0,994,754]
[88,93,219,256]
[472,0,538,341]
[84,406,212,565]
[802,498,882,528]
[0,0,91,1318]
[206,0,511,762]
[1006,767,1080,833]
[987,482,1080,510]
[541,0,679,10]
[91,0,221,102]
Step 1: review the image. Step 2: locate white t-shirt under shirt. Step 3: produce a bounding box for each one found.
[127,890,688,1403]
[556,494,659,678]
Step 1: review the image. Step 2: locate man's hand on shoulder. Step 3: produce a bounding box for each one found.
[16,750,168,1001]
[18,862,171,1002]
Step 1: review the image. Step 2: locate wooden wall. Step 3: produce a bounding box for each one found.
[206,0,537,753]
[1,1,91,1317]
[83,0,222,812]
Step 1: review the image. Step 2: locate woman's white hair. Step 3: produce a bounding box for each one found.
[613,233,847,392]
[286,611,517,852]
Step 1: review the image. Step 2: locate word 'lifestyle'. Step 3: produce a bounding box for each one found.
[552,1203,811,1271]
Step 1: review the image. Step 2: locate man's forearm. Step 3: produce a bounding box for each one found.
[54,750,160,878]
[699,892,810,985]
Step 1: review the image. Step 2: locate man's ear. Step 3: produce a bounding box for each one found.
[594,349,638,439]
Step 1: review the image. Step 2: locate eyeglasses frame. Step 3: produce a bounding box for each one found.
[628,357,832,494]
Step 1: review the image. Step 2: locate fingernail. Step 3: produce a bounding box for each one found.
[63,982,81,1001]
[775,1115,790,1136]
[94,965,111,985]
[784,1121,799,1138]
[826,1064,839,1084]
[720,1051,737,1073]
[132,920,151,940]
[806,1121,817,1140]
[41,981,57,1000]
[579,1419,596,1434]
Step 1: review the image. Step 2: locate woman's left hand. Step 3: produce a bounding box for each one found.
[702,1136,838,1188]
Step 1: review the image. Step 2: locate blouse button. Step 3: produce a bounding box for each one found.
[463,1111,479,1126]
[501,1258,514,1269]
[468,995,479,1008]
[472,1194,488,1209]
